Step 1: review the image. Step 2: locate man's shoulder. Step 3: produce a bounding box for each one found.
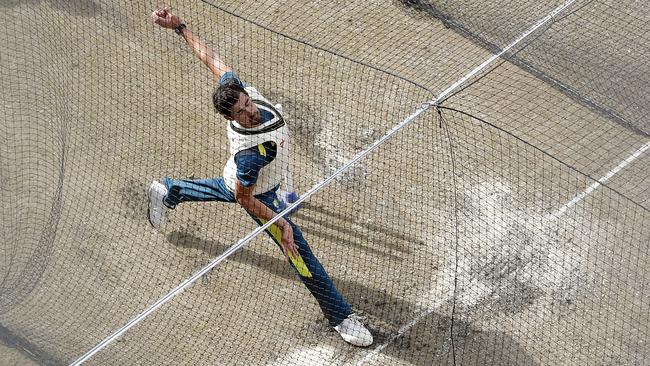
[245,86,267,101]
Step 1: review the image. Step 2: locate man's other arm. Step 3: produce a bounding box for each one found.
[152,8,232,80]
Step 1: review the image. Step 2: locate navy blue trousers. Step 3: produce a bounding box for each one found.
[162,176,352,326]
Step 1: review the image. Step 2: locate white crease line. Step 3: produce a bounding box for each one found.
[357,140,649,365]
[354,272,460,366]
[554,140,650,217]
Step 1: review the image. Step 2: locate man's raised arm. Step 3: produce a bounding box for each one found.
[151,8,231,80]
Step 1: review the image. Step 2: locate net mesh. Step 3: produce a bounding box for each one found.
[1,0,648,365]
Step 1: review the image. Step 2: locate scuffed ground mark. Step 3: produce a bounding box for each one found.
[453,180,598,320]
[121,179,148,222]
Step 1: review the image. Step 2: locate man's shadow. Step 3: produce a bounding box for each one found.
[381,311,540,366]
[166,226,423,334]
[167,203,537,365]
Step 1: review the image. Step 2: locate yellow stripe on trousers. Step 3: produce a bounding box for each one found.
[258,218,313,279]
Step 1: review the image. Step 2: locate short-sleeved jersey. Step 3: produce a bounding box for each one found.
[219,71,277,187]
[220,71,287,193]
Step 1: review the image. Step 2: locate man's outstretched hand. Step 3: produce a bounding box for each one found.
[151,7,183,29]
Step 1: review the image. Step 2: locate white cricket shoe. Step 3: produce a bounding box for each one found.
[148,180,168,229]
[334,314,373,347]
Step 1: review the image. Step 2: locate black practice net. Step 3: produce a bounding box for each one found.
[1,0,648,365]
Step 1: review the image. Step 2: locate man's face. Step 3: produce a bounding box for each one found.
[229,92,261,127]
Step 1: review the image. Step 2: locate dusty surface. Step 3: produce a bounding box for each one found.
[1,0,648,365]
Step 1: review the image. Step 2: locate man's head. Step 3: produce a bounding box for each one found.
[213,80,261,128]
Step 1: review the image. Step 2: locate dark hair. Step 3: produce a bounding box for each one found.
[213,80,247,118]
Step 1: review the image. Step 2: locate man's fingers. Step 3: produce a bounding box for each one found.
[282,238,298,259]
[289,241,299,258]
[279,224,298,258]
[151,12,165,25]
[161,7,173,21]
[151,7,175,27]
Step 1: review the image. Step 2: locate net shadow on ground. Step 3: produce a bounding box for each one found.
[291,203,423,260]
[398,0,650,138]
